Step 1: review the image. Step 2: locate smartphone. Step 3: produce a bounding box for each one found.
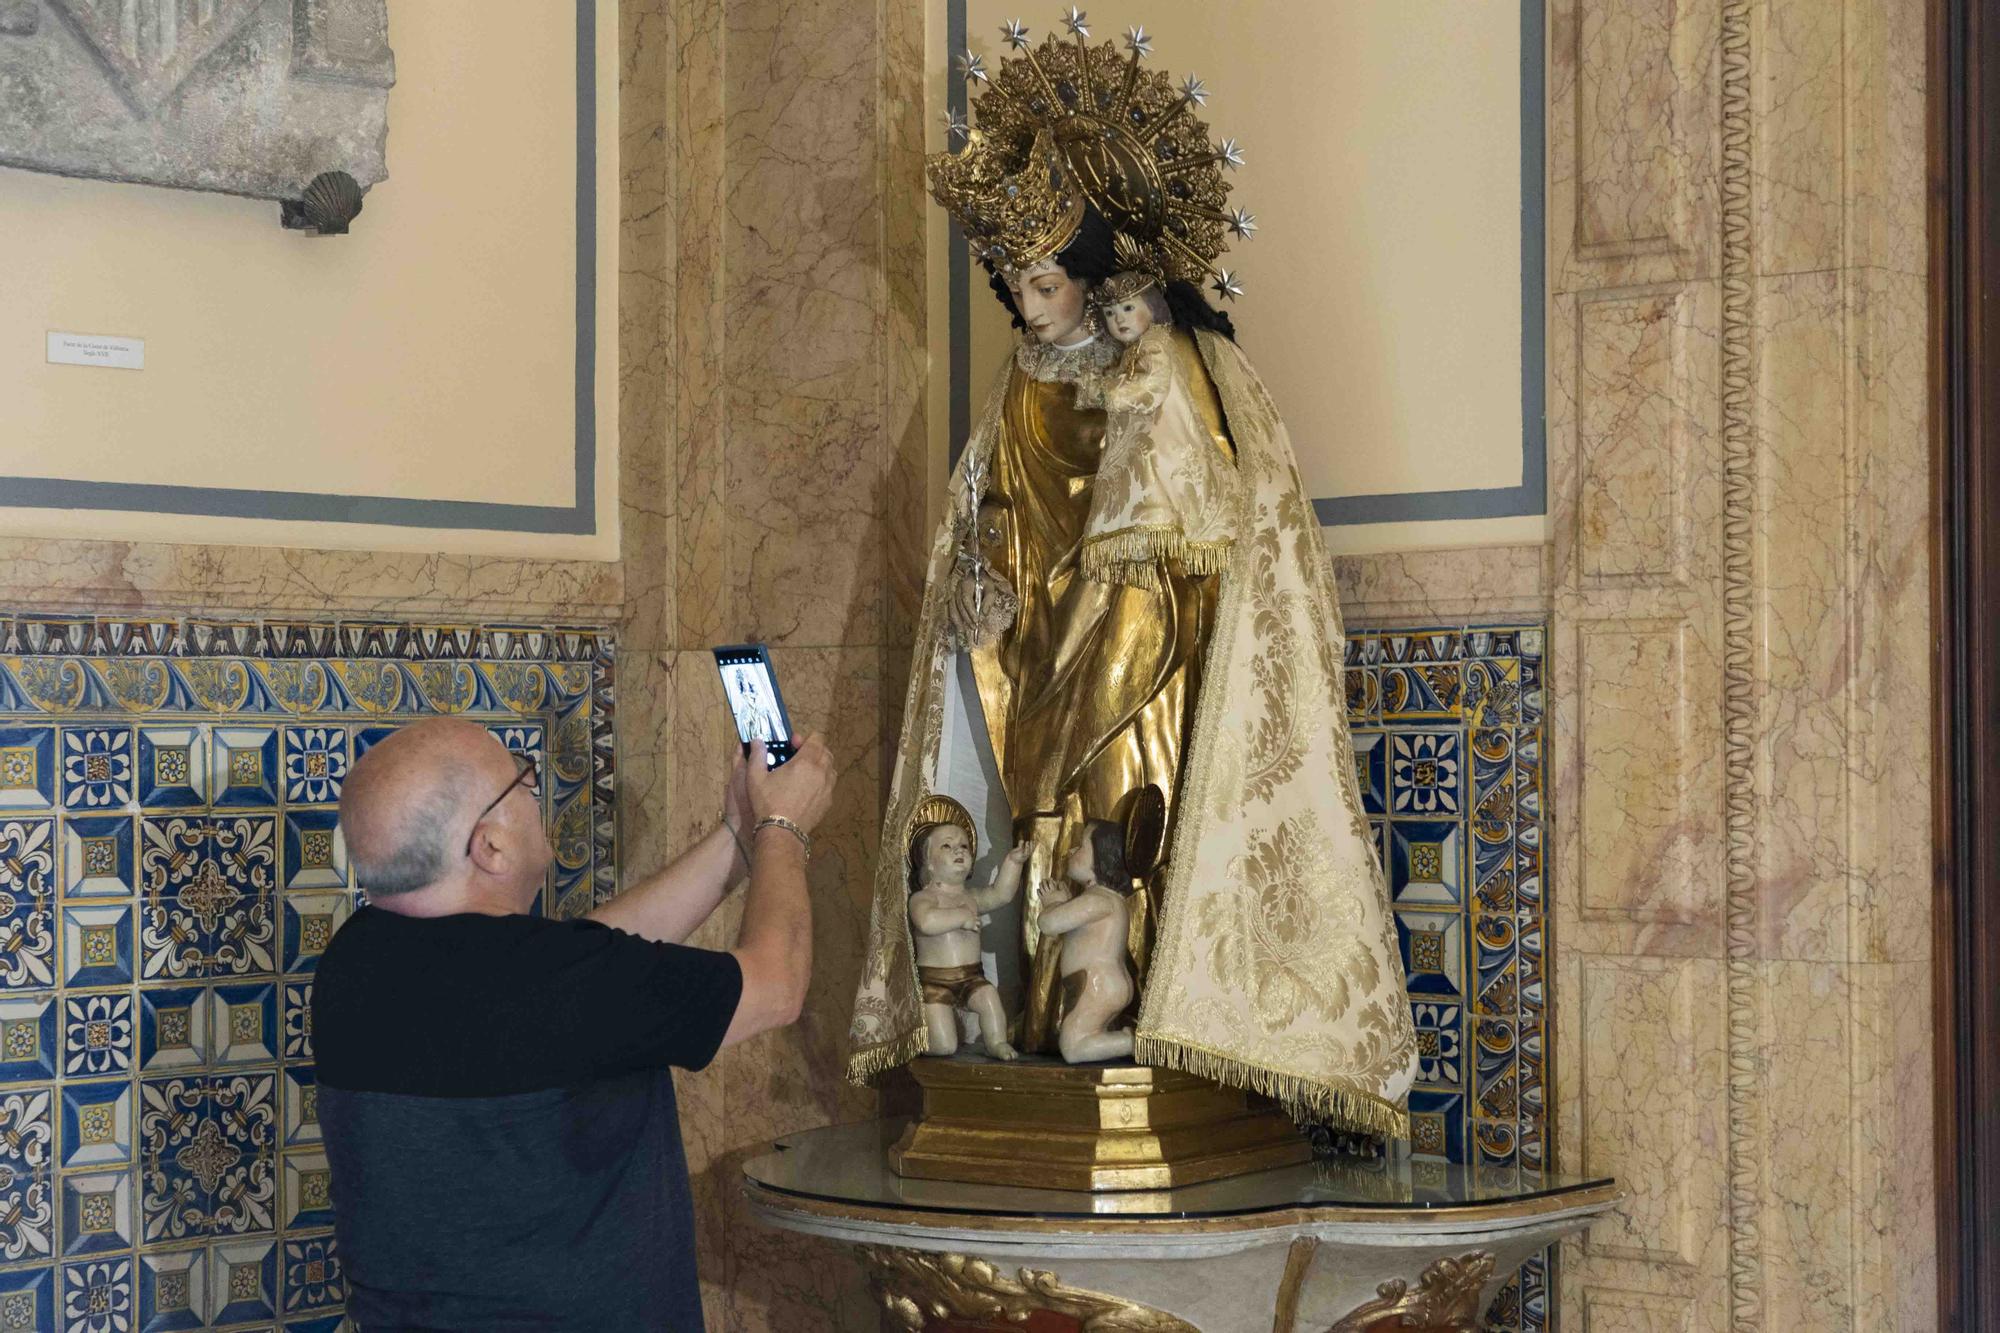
[712,644,796,768]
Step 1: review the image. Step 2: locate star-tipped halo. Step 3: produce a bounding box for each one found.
[927,17,1253,299]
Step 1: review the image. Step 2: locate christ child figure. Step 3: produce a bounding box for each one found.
[1037,820,1137,1065]
[1077,271,1237,589]
[908,818,1027,1059]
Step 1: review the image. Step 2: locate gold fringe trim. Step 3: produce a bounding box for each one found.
[845,1024,929,1086]
[1133,1034,1411,1139]
[1078,525,1232,589]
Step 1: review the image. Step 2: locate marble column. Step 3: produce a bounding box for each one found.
[617,0,927,1326]
[1546,0,1934,1328]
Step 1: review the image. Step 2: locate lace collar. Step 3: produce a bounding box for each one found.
[1015,331,1119,384]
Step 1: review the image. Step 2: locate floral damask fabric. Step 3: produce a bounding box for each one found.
[846,332,1418,1132]
[1132,332,1418,1129]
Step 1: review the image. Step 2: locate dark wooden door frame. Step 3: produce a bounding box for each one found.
[1934,0,2000,1327]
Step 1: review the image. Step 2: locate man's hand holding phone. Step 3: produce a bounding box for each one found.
[745,734,835,856]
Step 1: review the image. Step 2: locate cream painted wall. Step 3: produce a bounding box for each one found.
[929,1,1545,556]
[0,0,620,560]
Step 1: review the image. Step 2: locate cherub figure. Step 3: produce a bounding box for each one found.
[907,802,1027,1059]
[1037,819,1136,1064]
[1077,270,1237,590]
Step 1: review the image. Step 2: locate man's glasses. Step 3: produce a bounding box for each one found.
[465,754,540,857]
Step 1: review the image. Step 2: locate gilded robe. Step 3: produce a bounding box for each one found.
[848,329,1419,1133]
[970,329,1230,1046]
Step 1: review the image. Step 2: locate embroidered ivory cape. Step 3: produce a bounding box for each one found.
[1077,323,1238,589]
[845,330,1420,1134]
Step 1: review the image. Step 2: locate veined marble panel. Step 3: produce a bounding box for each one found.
[1334,546,1552,627]
[1574,956,1720,1273]
[1574,619,1721,929]
[0,539,622,623]
[1751,270,1850,963]
[1572,289,1700,587]
[1551,0,1722,291]
[1551,0,1934,1326]
[1579,1287,1699,1333]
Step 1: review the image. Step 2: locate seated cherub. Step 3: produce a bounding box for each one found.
[1036,819,1136,1065]
[907,808,1026,1060]
[1077,271,1237,590]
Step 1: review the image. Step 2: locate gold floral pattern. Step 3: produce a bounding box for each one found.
[1200,817,1379,1032]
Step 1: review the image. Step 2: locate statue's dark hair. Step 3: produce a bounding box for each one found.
[982,206,1239,342]
[1083,818,1131,891]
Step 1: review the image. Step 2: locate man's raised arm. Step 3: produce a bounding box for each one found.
[719,737,835,1048]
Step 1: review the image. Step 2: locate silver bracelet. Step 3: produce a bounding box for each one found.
[753,814,811,862]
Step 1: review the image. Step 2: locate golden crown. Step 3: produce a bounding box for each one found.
[906,793,978,855]
[926,127,1085,272]
[929,10,1257,299]
[1098,240,1160,305]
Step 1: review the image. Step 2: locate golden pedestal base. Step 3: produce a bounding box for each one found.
[888,1057,1312,1192]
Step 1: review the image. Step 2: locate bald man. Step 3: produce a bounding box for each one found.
[313,716,835,1332]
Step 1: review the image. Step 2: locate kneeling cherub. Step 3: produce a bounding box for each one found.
[1037,819,1137,1065]
[907,798,1026,1060]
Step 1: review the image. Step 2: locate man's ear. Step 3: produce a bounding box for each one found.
[465,824,505,877]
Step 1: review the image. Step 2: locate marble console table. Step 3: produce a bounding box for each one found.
[745,1119,1620,1332]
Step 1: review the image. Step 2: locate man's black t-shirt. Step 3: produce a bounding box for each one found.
[313,907,742,1332]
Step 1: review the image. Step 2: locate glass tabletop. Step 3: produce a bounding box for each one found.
[743,1119,1616,1221]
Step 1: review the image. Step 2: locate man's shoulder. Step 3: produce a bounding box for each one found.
[320,908,611,985]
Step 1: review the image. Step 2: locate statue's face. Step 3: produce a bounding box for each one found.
[922,825,973,886]
[1064,837,1095,885]
[1006,259,1090,344]
[1104,293,1154,345]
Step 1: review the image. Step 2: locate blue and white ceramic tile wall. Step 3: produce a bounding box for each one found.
[1346,623,1550,1333]
[0,611,1544,1330]
[0,615,616,1333]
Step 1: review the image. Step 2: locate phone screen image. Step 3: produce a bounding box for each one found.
[712,645,795,767]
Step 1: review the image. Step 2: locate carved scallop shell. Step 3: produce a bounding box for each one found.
[282,170,364,235]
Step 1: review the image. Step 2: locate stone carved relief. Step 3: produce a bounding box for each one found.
[0,0,394,230]
[858,1246,1200,1332]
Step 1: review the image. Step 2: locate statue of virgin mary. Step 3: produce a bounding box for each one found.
[846,15,1419,1135]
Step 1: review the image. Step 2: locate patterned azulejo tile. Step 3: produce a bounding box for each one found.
[0,1268,53,1332]
[138,1073,278,1243]
[1347,622,1549,1333]
[0,1085,53,1263]
[59,1081,131,1172]
[0,818,55,991]
[0,729,56,813]
[0,615,615,1332]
